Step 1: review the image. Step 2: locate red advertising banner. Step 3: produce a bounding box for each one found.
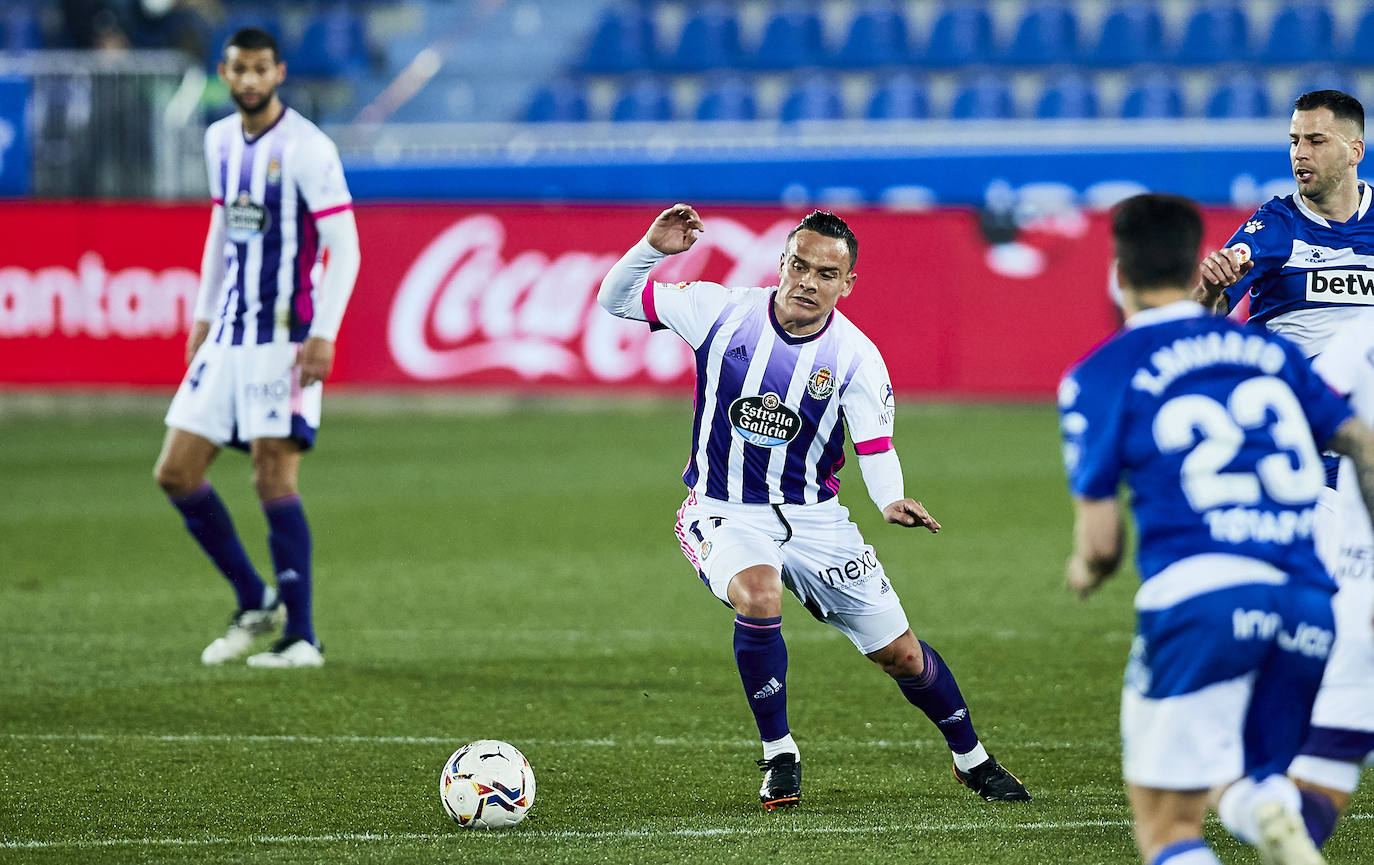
[0,202,1251,396]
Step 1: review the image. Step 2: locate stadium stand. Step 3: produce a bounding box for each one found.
[1036,69,1099,119]
[1087,2,1163,68]
[1004,1,1079,67]
[865,72,930,120]
[779,74,845,121]
[950,71,1017,119]
[833,0,911,69]
[671,3,743,72]
[751,2,826,70]
[695,74,758,121]
[922,2,995,68]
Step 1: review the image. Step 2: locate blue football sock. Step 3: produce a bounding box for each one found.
[263,494,314,645]
[170,482,267,610]
[895,640,979,754]
[734,615,789,742]
[1151,838,1221,865]
[1299,787,1339,848]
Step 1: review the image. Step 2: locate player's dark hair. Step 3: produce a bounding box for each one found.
[1294,89,1364,135]
[788,210,858,271]
[1111,194,1203,292]
[223,27,280,63]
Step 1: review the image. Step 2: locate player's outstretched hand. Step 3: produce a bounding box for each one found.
[883,498,941,533]
[298,336,335,387]
[646,204,705,255]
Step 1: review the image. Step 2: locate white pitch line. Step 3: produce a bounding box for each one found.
[6,815,1371,851]
[2,732,1086,750]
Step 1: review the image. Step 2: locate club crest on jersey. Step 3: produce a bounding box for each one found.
[729,392,801,447]
[1243,219,1263,234]
[266,158,281,185]
[226,190,269,241]
[806,366,834,400]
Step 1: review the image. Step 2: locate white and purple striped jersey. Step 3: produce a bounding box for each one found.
[205,107,352,346]
[644,279,895,505]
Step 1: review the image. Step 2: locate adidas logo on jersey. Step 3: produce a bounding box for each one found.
[725,345,749,360]
[752,677,783,700]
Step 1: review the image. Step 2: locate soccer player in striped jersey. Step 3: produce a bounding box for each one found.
[153,28,360,669]
[1193,90,1374,850]
[599,204,1030,809]
[1062,194,1374,865]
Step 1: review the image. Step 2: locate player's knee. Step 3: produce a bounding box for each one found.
[153,458,198,497]
[728,567,783,617]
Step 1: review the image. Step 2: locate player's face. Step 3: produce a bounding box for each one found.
[774,230,855,335]
[220,46,284,117]
[1290,107,1364,202]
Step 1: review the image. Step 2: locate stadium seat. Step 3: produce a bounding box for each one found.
[922,2,995,68]
[695,75,758,121]
[950,72,1016,119]
[523,79,589,123]
[1120,70,1185,118]
[1086,2,1163,67]
[1004,1,1079,66]
[1260,3,1332,67]
[0,5,42,51]
[833,0,911,68]
[1035,69,1099,118]
[1340,7,1374,66]
[1206,71,1270,118]
[751,3,827,70]
[289,8,369,78]
[1175,2,1248,66]
[1290,64,1354,103]
[865,72,930,119]
[611,77,675,122]
[579,5,655,74]
[670,2,742,72]
[779,76,845,121]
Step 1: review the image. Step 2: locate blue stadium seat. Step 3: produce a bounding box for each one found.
[1086,2,1162,67]
[1206,71,1270,118]
[833,0,911,68]
[751,3,827,69]
[670,3,742,72]
[579,5,655,74]
[0,6,42,51]
[289,8,369,78]
[779,76,845,121]
[1004,1,1079,66]
[1035,70,1098,118]
[922,3,995,68]
[1290,64,1354,104]
[1120,70,1185,117]
[695,76,758,121]
[865,72,930,119]
[1261,3,1332,66]
[950,72,1016,119]
[523,79,589,123]
[1340,7,1374,66]
[611,77,675,122]
[1175,2,1248,66]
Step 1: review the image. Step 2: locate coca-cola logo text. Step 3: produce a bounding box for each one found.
[0,252,198,339]
[386,214,793,383]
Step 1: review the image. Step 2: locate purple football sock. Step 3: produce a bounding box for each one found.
[169,482,267,610]
[734,615,789,742]
[1299,787,1339,848]
[263,494,314,645]
[895,640,979,754]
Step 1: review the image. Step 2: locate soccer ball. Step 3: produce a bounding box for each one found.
[439,739,535,829]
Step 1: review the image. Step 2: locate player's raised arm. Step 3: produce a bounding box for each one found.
[598,203,705,321]
[1192,246,1253,314]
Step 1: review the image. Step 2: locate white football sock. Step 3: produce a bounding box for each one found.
[1216,774,1302,845]
[762,733,799,761]
[952,741,990,772]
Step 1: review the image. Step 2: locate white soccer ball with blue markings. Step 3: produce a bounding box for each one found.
[439,739,535,828]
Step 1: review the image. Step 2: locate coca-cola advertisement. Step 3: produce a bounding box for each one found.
[0,202,1251,395]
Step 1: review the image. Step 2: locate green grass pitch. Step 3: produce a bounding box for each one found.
[1,397,1369,864]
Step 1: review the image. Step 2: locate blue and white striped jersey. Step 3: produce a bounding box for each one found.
[205,107,352,346]
[1059,300,1349,586]
[1223,183,1374,357]
[645,279,895,505]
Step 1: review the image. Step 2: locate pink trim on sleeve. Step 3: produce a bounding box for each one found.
[212,197,224,205]
[641,281,659,324]
[311,202,354,220]
[854,437,893,455]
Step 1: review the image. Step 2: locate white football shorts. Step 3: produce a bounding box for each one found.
[165,338,321,450]
[673,491,908,654]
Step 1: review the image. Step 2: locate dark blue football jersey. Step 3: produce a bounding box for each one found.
[1059,301,1350,586]
[1223,184,1374,357]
